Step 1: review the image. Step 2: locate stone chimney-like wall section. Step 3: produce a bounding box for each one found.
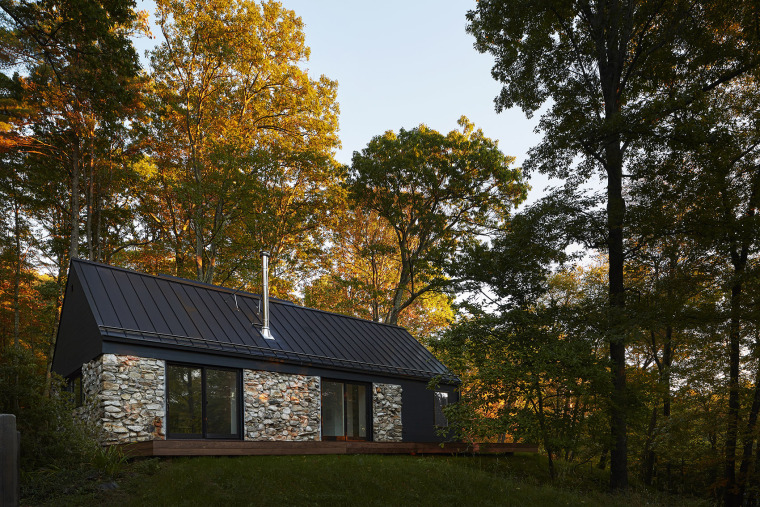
[243,370,321,441]
[80,354,166,444]
[372,383,403,442]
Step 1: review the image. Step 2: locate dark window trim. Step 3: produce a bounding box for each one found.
[165,362,243,440]
[321,378,373,442]
[66,370,83,408]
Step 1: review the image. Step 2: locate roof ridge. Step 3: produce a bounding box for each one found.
[71,258,270,302]
[288,303,408,330]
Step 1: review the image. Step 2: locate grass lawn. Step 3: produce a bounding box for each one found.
[26,453,707,506]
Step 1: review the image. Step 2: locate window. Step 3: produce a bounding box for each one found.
[166,364,241,439]
[434,391,449,427]
[66,373,83,407]
[321,380,370,441]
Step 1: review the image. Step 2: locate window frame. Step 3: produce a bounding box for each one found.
[433,391,450,428]
[165,363,243,440]
[320,378,373,442]
[66,370,83,408]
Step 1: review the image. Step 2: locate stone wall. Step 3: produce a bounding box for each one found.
[77,355,407,444]
[80,354,165,444]
[372,383,403,442]
[243,370,320,441]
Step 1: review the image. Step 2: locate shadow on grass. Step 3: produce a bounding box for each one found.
[33,454,708,507]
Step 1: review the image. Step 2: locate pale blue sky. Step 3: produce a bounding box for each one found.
[135,1,552,204]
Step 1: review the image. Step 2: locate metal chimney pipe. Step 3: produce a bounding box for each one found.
[260,251,274,340]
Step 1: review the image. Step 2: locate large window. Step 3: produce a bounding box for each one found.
[321,380,370,441]
[166,364,241,439]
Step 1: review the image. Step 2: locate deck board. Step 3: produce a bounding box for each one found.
[118,440,538,457]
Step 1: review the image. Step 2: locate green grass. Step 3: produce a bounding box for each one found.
[28,454,707,507]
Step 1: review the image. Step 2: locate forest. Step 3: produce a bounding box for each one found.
[1,0,760,505]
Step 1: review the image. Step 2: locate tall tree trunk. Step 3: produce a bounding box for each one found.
[533,381,556,481]
[94,182,102,262]
[606,138,628,491]
[387,235,411,325]
[194,211,205,281]
[737,331,760,503]
[12,170,21,349]
[86,134,95,261]
[70,134,81,260]
[663,326,672,418]
[43,260,67,397]
[593,1,630,485]
[643,405,658,486]
[725,276,744,507]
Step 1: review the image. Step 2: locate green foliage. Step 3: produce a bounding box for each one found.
[347,117,527,324]
[466,0,760,493]
[0,346,98,470]
[141,0,341,288]
[89,445,128,480]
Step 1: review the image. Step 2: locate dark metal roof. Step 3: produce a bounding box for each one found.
[68,259,458,383]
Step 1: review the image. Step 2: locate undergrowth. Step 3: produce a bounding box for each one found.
[29,453,709,507]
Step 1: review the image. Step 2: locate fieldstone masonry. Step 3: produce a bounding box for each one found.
[372,383,403,442]
[78,355,407,444]
[79,354,166,444]
[243,370,321,441]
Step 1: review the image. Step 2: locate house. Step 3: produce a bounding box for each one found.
[52,256,459,446]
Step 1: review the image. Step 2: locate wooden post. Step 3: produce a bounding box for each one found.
[1,414,19,507]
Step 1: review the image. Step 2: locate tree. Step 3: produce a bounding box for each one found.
[467,0,759,490]
[627,72,760,504]
[0,0,145,393]
[347,116,526,325]
[435,197,608,480]
[305,206,455,338]
[0,0,144,261]
[145,0,340,286]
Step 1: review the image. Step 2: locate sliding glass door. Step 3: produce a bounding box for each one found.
[166,364,241,439]
[321,380,370,441]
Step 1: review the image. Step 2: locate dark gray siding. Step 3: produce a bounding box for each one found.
[51,266,104,377]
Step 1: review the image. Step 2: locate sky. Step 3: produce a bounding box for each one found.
[134,1,553,205]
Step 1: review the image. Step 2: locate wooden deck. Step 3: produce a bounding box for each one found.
[119,440,538,457]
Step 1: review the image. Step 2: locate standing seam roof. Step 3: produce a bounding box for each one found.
[71,259,458,383]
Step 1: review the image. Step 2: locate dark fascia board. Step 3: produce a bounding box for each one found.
[102,339,461,389]
[101,334,461,385]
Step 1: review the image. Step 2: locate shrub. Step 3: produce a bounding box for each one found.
[0,345,98,469]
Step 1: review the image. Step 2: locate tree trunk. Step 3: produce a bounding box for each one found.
[724,278,744,507]
[70,134,81,260]
[737,331,760,503]
[87,148,94,260]
[606,139,628,491]
[663,326,672,418]
[386,235,411,325]
[643,406,658,486]
[534,382,556,481]
[12,171,20,349]
[43,260,67,397]
[598,447,608,470]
